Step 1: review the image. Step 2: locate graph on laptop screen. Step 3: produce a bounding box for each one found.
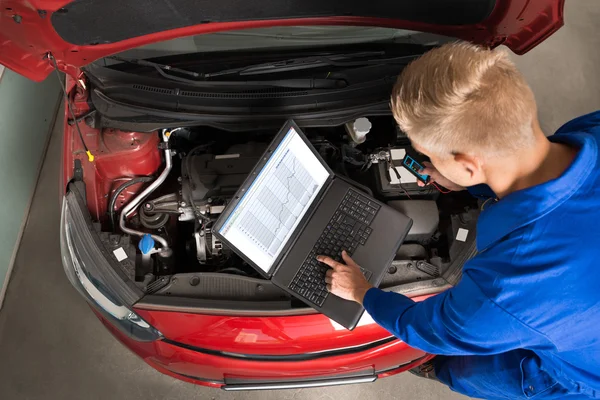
[219,127,329,273]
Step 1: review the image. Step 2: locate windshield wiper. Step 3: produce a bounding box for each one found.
[205,52,419,77]
[103,56,346,89]
[107,56,203,78]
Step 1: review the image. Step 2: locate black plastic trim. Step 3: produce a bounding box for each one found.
[67,183,144,305]
[137,295,295,314]
[167,370,224,385]
[162,335,397,362]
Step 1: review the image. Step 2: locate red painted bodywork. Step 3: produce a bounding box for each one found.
[117,295,435,385]
[1,0,564,82]
[63,122,162,220]
[134,310,392,355]
[23,0,562,388]
[100,307,434,385]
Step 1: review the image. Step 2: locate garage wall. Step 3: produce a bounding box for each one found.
[509,0,600,134]
[0,67,60,309]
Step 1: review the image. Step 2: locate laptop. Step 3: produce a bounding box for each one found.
[213,120,412,330]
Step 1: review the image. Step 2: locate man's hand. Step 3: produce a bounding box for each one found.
[418,161,465,191]
[317,251,373,305]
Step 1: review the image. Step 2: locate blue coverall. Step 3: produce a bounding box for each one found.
[363,111,600,399]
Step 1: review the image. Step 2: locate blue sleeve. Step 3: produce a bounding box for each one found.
[363,273,549,356]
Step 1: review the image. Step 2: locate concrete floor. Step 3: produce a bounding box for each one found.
[0,2,598,399]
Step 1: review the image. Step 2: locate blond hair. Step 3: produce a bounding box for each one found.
[391,42,537,157]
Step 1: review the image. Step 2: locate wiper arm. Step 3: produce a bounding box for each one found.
[102,57,345,89]
[206,52,418,77]
[107,56,203,78]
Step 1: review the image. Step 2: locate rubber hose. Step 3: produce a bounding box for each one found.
[109,177,153,231]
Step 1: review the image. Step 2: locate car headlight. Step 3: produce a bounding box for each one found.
[61,189,162,342]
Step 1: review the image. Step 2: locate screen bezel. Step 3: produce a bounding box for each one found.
[212,120,334,279]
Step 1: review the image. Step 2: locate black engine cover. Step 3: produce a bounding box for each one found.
[182,142,267,203]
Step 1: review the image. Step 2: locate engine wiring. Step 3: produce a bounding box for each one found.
[108,176,154,230]
[481,197,499,210]
[432,182,452,194]
[95,122,480,282]
[399,183,412,199]
[386,159,412,199]
[48,53,95,162]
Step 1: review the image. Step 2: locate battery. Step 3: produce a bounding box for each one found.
[374,146,437,199]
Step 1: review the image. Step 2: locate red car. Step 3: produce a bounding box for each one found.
[1,0,563,390]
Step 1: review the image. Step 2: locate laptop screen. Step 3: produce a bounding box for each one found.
[218,127,330,273]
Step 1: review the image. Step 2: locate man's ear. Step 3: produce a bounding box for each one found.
[453,153,481,178]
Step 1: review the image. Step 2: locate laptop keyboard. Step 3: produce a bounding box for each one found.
[288,189,380,307]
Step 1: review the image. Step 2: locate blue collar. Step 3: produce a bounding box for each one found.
[476,133,598,251]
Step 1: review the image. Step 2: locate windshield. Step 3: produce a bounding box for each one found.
[111,26,451,61]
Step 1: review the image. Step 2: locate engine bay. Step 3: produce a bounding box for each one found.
[95,116,479,306]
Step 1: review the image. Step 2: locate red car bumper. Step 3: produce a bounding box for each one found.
[97,308,433,389]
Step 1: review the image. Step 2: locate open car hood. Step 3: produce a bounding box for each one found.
[1,0,564,81]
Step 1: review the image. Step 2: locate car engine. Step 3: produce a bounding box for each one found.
[138,142,267,262]
[112,117,479,291]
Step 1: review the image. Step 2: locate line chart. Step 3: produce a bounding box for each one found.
[237,148,318,256]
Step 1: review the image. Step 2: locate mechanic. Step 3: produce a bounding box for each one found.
[318,43,600,399]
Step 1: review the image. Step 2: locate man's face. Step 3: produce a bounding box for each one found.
[412,142,484,188]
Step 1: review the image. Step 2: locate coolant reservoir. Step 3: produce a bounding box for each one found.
[345,117,372,144]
